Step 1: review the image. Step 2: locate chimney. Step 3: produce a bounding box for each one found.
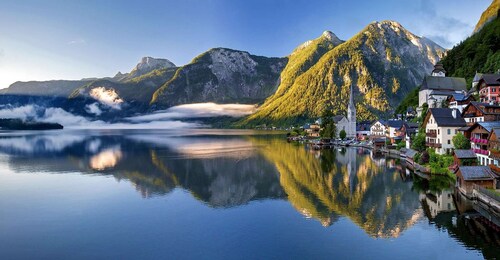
[452,109,457,119]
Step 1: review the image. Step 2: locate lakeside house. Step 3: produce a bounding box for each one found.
[422,108,466,155]
[463,121,500,165]
[477,73,500,103]
[370,120,387,138]
[399,122,419,149]
[461,101,500,126]
[456,166,497,196]
[447,93,475,113]
[487,128,500,169]
[304,123,321,137]
[417,63,467,115]
[356,121,372,140]
[386,120,404,144]
[451,149,478,172]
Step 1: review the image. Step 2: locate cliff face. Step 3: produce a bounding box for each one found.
[151,48,287,108]
[240,21,445,126]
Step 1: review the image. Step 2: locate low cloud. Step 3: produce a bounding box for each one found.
[0,104,200,129]
[127,102,256,122]
[68,39,87,45]
[85,103,103,116]
[89,87,123,110]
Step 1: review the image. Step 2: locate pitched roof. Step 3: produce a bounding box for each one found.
[405,149,418,159]
[454,149,477,159]
[479,74,500,86]
[490,128,500,142]
[420,76,467,91]
[468,101,500,115]
[428,108,466,127]
[332,115,346,123]
[386,120,403,128]
[473,73,483,82]
[458,166,495,180]
[478,121,500,133]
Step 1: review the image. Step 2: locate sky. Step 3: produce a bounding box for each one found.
[0,0,492,89]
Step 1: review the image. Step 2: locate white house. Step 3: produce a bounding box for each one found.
[370,120,387,137]
[417,63,467,115]
[422,108,467,155]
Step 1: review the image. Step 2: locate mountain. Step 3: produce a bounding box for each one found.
[150,48,287,108]
[114,57,176,81]
[442,16,500,84]
[0,56,176,99]
[474,0,500,34]
[0,80,93,97]
[239,21,445,126]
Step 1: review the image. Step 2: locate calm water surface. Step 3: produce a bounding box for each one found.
[0,129,498,259]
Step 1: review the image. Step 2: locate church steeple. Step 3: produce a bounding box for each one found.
[348,85,356,122]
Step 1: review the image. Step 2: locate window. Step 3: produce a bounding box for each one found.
[455,129,457,134]
[438,129,440,134]
[448,140,450,144]
[447,129,451,135]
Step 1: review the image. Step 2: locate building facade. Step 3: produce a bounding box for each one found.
[422,108,466,155]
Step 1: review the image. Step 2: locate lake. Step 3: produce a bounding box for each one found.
[0,129,498,259]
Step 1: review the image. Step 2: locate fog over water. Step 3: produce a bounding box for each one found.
[0,102,255,129]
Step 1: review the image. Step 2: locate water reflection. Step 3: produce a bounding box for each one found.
[0,130,498,257]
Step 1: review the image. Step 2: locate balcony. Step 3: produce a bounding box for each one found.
[472,148,489,155]
[426,142,442,148]
[470,137,488,144]
[426,132,437,138]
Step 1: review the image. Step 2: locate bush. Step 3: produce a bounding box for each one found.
[452,132,471,149]
[420,151,430,164]
[339,129,347,140]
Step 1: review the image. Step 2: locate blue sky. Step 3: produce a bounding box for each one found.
[0,0,491,88]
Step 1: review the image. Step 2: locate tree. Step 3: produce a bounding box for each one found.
[339,129,347,140]
[411,132,426,152]
[452,132,471,149]
[320,106,336,138]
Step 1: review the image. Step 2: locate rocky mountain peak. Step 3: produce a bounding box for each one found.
[134,57,175,72]
[321,30,343,45]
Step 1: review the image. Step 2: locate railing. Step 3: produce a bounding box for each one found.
[426,132,437,138]
[472,148,489,155]
[473,184,500,204]
[470,137,488,144]
[426,142,442,148]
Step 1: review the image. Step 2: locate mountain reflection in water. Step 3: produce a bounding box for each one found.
[0,130,498,258]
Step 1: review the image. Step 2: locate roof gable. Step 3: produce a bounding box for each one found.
[426,108,466,127]
[454,149,477,159]
[458,166,494,180]
[420,76,467,91]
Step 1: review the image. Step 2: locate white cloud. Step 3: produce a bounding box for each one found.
[126,102,256,122]
[68,39,87,45]
[85,103,103,116]
[89,87,124,110]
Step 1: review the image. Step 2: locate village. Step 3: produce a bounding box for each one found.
[288,63,500,222]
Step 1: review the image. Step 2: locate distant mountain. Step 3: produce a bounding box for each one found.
[150,48,287,108]
[474,0,500,34]
[114,56,176,81]
[0,80,93,97]
[1,21,446,126]
[240,21,445,126]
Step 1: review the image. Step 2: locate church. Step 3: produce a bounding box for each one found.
[333,85,356,138]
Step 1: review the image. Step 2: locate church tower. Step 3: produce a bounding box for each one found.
[347,85,357,138]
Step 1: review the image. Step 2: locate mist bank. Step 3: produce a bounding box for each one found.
[0,102,256,130]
